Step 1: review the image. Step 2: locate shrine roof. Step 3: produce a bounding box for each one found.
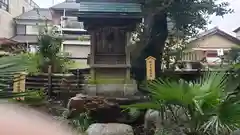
[78,2,141,13]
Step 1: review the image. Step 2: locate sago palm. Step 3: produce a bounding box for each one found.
[122,72,240,135]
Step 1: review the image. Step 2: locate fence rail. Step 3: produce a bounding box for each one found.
[10,68,87,99]
[25,74,84,92]
[6,69,232,98]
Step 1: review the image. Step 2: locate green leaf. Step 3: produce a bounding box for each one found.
[121,102,161,110]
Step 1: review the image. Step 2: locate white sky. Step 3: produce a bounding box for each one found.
[34,0,240,35]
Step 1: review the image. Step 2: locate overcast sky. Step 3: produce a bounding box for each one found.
[34,0,240,35]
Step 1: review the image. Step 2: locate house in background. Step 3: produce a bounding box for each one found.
[0,0,39,39]
[233,27,240,39]
[182,27,240,65]
[50,1,90,68]
[11,8,53,52]
[11,0,90,69]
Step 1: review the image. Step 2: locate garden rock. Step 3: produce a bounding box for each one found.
[67,94,116,112]
[86,123,134,135]
[144,108,187,135]
[67,94,147,123]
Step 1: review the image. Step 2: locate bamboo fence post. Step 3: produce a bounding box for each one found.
[13,72,26,100]
[47,65,52,98]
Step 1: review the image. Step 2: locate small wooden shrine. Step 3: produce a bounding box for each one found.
[76,0,142,96]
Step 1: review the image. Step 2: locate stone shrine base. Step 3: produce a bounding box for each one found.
[84,83,138,97]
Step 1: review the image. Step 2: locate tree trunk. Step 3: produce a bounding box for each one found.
[144,12,168,78]
[132,12,168,83]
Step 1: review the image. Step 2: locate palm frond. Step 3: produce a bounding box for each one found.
[0,54,36,99]
[121,102,161,110]
[0,91,33,99]
[123,71,240,134]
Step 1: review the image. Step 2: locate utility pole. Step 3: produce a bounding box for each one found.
[52,0,55,5]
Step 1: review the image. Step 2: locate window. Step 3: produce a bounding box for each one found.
[207,51,218,57]
[16,25,26,35]
[0,0,9,12]
[22,7,25,13]
[26,25,39,35]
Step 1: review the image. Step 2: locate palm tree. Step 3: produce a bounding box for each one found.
[122,72,240,135]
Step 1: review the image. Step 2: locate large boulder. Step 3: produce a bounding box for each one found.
[67,94,121,122]
[86,123,134,135]
[67,94,147,123]
[67,94,116,113]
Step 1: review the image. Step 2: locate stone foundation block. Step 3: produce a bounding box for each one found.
[124,84,138,96]
[84,84,97,96]
[84,83,138,97]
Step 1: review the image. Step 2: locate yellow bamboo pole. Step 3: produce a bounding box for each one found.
[13,72,27,100]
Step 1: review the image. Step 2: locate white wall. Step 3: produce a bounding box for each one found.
[63,43,90,68]
[206,57,221,64]
[63,44,90,58]
[0,0,36,38]
[26,25,39,35]
[0,10,14,38]
[236,31,240,39]
[9,0,33,17]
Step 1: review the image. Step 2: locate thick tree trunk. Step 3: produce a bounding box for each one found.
[132,12,168,82]
[148,12,168,77]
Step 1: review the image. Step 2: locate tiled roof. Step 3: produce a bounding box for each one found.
[79,2,141,13]
[0,38,18,45]
[233,27,240,33]
[11,35,90,44]
[189,27,240,44]
[11,35,38,43]
[51,1,141,13]
[77,0,139,2]
[51,2,80,10]
[15,8,52,20]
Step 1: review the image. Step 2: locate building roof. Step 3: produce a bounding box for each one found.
[77,0,139,2]
[0,38,18,45]
[78,2,141,13]
[15,8,52,20]
[11,35,38,44]
[11,35,90,44]
[51,2,80,11]
[51,1,141,13]
[233,27,240,33]
[189,27,240,44]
